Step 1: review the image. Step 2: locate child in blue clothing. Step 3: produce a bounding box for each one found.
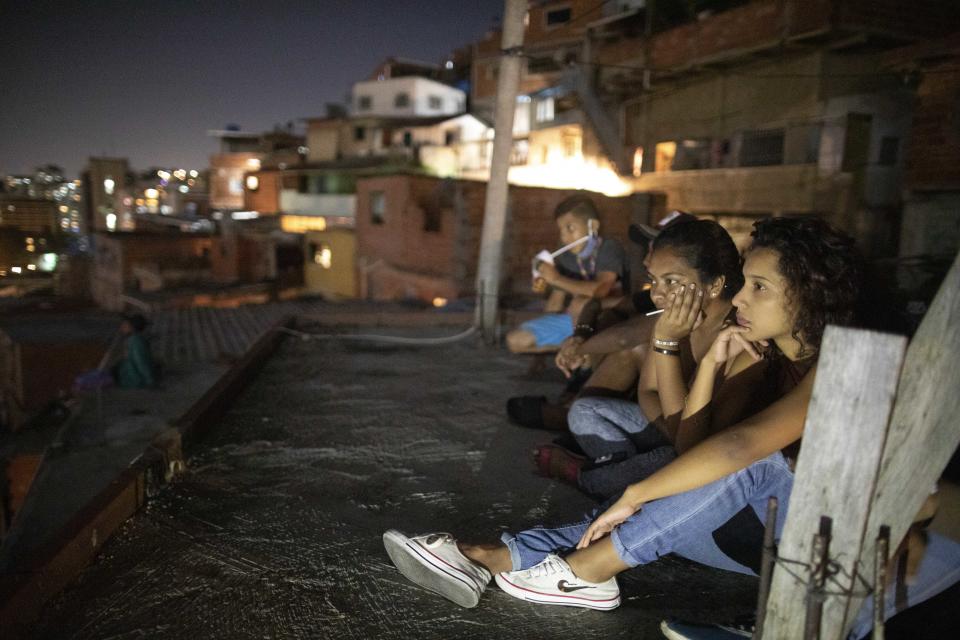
[506,195,628,353]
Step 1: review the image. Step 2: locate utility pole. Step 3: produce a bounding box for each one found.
[475,0,525,344]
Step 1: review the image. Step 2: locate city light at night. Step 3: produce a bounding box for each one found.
[0,1,958,637]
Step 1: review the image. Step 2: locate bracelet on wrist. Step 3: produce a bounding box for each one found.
[573,323,595,339]
[652,346,681,357]
[653,338,680,348]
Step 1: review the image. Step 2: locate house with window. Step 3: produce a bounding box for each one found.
[207,128,304,212]
[353,173,646,303]
[617,0,956,256]
[884,34,960,266]
[350,76,466,120]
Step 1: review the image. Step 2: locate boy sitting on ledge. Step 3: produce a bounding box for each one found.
[505,195,627,354]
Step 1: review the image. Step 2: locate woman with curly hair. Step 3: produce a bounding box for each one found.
[383,217,867,608]
[538,218,746,497]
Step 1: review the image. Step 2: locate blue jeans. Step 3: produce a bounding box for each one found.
[503,451,793,575]
[568,397,677,498]
[501,452,960,639]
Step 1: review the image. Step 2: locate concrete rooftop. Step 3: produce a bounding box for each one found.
[24,325,761,639]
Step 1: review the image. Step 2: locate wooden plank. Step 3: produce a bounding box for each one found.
[762,326,907,639]
[837,251,960,638]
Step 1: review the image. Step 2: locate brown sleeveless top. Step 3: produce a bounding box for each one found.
[674,350,814,459]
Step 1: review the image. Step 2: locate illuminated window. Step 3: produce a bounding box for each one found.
[103,177,115,195]
[561,129,581,158]
[510,139,529,166]
[311,242,333,269]
[246,175,260,190]
[370,191,386,225]
[632,147,644,177]
[535,97,555,123]
[228,178,243,195]
[655,141,677,172]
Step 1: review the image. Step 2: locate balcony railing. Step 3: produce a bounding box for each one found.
[279,192,357,218]
[635,164,852,215]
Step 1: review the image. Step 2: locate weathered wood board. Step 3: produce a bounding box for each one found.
[762,326,907,638]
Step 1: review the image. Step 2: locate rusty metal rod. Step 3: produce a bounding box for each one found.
[753,496,779,639]
[804,516,832,640]
[873,526,890,640]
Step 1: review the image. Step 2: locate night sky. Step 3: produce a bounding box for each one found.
[0,0,505,178]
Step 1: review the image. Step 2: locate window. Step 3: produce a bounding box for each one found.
[354,126,366,141]
[310,242,332,269]
[403,131,413,147]
[655,141,676,172]
[535,97,555,123]
[632,147,644,177]
[739,129,785,167]
[444,130,457,146]
[245,175,259,191]
[228,178,243,195]
[357,95,372,111]
[394,92,410,108]
[510,139,529,166]
[423,204,442,233]
[527,55,563,74]
[672,139,711,170]
[428,95,443,110]
[545,7,572,26]
[561,129,581,158]
[370,191,386,225]
[878,136,899,166]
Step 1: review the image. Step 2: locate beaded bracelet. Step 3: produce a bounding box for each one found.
[653,338,680,348]
[573,323,595,339]
[652,346,680,356]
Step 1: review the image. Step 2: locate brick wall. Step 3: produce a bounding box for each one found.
[649,0,830,70]
[905,56,960,190]
[839,0,959,40]
[209,153,261,210]
[244,170,282,213]
[0,199,59,234]
[211,233,274,284]
[355,174,638,302]
[92,233,213,309]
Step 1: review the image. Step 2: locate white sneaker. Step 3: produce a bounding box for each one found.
[494,553,620,610]
[383,530,492,608]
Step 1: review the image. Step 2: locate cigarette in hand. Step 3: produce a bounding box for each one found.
[645,309,664,316]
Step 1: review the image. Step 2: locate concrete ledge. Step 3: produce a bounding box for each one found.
[0,316,294,637]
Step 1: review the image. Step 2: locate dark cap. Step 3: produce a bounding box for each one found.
[629,211,699,245]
